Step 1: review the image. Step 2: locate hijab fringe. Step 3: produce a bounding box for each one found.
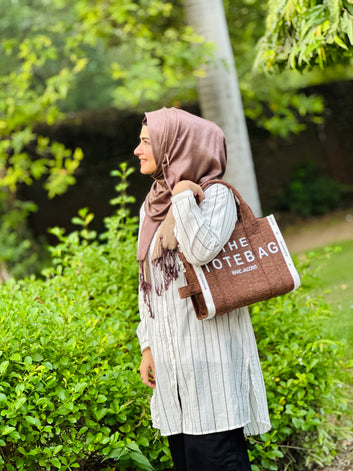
[152,247,180,296]
[139,270,154,318]
[139,249,180,318]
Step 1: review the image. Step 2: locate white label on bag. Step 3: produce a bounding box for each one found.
[193,265,217,320]
[267,215,301,290]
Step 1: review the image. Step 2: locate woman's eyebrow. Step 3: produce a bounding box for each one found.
[140,135,150,142]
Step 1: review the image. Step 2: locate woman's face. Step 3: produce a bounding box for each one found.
[134,125,157,175]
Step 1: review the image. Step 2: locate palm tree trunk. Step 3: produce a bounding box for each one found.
[183,0,262,216]
[0,262,11,282]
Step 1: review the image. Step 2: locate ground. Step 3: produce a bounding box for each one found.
[283,208,353,471]
[282,209,353,254]
[315,439,353,471]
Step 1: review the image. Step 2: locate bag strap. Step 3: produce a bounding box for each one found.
[201,179,260,235]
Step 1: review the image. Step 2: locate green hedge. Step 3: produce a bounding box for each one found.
[0,166,172,470]
[276,162,342,217]
[0,165,350,470]
[248,252,351,470]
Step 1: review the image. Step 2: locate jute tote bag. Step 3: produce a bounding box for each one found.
[178,180,301,320]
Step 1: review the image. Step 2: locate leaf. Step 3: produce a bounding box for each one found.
[0,361,9,375]
[1,425,16,436]
[130,451,154,471]
[93,407,109,421]
[10,353,22,362]
[51,457,61,468]
[344,0,353,14]
[52,445,63,455]
[105,448,128,460]
[55,387,68,401]
[24,356,33,366]
[15,383,25,395]
[334,34,349,49]
[25,416,41,428]
[96,394,107,404]
[71,217,84,226]
[32,353,44,362]
[14,397,26,410]
[341,10,353,43]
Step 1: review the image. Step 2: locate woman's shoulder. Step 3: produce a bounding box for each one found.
[204,181,234,198]
[200,182,236,214]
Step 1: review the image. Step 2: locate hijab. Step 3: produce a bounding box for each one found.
[137,107,227,312]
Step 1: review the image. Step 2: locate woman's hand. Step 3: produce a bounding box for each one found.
[172,180,204,202]
[140,347,156,389]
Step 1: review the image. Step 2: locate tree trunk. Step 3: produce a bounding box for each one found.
[183,0,262,216]
[0,262,11,283]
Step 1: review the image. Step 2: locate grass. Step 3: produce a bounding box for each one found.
[307,239,353,360]
[302,239,353,438]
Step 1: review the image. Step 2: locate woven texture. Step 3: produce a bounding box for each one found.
[178,180,300,320]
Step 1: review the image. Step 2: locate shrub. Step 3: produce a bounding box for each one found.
[248,250,352,470]
[0,193,48,280]
[0,164,350,470]
[276,163,342,217]
[0,164,172,470]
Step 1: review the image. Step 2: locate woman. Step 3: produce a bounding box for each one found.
[134,107,270,471]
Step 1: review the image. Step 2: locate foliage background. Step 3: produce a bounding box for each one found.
[0,0,353,468]
[0,166,350,470]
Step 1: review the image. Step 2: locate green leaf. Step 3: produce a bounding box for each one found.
[105,448,128,460]
[130,451,154,471]
[14,397,26,410]
[0,361,9,375]
[71,217,84,226]
[93,407,109,421]
[96,394,107,404]
[55,387,68,401]
[32,353,44,362]
[25,416,41,428]
[1,425,16,436]
[10,353,22,362]
[24,356,33,366]
[51,457,61,468]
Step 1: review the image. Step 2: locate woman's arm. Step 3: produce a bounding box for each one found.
[172,183,237,266]
[136,287,151,352]
[136,204,151,352]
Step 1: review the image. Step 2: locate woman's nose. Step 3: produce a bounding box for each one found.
[134,144,142,156]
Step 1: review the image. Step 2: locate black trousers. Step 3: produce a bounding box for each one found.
[167,428,252,471]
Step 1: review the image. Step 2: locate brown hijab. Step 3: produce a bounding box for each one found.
[137,107,227,309]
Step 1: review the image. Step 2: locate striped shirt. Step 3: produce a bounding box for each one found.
[137,183,271,437]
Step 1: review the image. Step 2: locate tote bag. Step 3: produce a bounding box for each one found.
[178,180,301,320]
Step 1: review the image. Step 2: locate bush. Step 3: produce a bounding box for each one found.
[0,193,48,280]
[276,163,342,217]
[248,250,352,470]
[0,164,350,470]
[0,164,172,470]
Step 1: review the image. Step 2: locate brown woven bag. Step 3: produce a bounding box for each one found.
[178,180,300,320]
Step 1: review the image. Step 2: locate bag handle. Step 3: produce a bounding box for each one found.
[201,179,260,235]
